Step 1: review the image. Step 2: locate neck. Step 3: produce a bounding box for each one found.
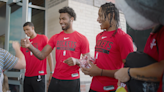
[107,26,116,31]
[106,21,117,31]
[64,26,74,33]
[30,32,37,39]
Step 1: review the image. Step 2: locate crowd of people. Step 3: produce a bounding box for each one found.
[0,0,163,92]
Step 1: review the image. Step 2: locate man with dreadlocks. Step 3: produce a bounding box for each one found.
[82,2,133,92]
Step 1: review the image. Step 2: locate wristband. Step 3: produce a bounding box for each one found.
[50,71,54,74]
[128,68,131,79]
[101,69,103,76]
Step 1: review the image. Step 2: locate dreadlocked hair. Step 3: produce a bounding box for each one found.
[100,2,120,37]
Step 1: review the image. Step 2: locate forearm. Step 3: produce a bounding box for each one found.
[101,69,118,78]
[130,61,164,82]
[15,49,26,67]
[28,45,46,60]
[15,49,25,61]
[47,53,54,72]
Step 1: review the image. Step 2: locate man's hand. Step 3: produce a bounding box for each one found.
[114,68,130,82]
[12,41,20,50]
[21,38,31,48]
[63,57,80,66]
[81,61,101,76]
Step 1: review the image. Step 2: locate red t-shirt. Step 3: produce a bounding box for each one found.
[21,34,48,77]
[48,31,89,80]
[144,26,164,92]
[90,29,133,92]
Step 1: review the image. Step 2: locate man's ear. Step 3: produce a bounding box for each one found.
[71,17,74,21]
[32,26,34,30]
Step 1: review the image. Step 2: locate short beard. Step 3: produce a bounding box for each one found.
[62,20,71,31]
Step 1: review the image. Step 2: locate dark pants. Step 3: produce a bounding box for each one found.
[24,75,45,92]
[48,77,80,92]
[89,89,116,92]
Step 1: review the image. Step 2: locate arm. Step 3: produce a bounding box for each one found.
[12,41,26,69]
[130,60,164,82]
[115,60,164,82]
[47,53,54,84]
[47,53,54,73]
[21,38,53,60]
[64,53,90,66]
[81,59,125,78]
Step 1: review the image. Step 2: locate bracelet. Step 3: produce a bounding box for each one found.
[50,71,54,74]
[101,69,103,76]
[128,68,131,79]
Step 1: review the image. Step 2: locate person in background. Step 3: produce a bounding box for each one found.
[21,22,54,92]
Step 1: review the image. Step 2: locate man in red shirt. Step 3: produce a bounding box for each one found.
[21,22,54,92]
[82,2,133,92]
[21,7,90,92]
[114,0,164,92]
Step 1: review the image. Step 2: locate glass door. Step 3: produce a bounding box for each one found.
[5,1,25,92]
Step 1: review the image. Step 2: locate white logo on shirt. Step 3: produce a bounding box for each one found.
[71,73,78,77]
[102,36,107,39]
[64,37,69,40]
[150,39,156,49]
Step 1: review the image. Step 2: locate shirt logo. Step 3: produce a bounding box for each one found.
[102,36,107,39]
[64,37,69,40]
[150,39,156,49]
[71,73,78,77]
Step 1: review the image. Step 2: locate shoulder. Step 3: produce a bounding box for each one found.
[50,31,63,40]
[96,32,103,38]
[37,34,47,38]
[0,48,7,55]
[116,28,131,38]
[74,31,87,39]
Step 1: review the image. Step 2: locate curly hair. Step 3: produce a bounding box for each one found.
[59,6,76,21]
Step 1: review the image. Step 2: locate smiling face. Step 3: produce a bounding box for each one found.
[23,25,35,38]
[59,13,72,31]
[97,8,112,30]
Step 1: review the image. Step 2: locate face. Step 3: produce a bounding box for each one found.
[23,25,34,37]
[97,8,111,30]
[59,13,72,31]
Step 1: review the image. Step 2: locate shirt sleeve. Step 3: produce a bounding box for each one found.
[118,34,134,60]
[80,36,90,54]
[3,49,18,70]
[48,35,57,49]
